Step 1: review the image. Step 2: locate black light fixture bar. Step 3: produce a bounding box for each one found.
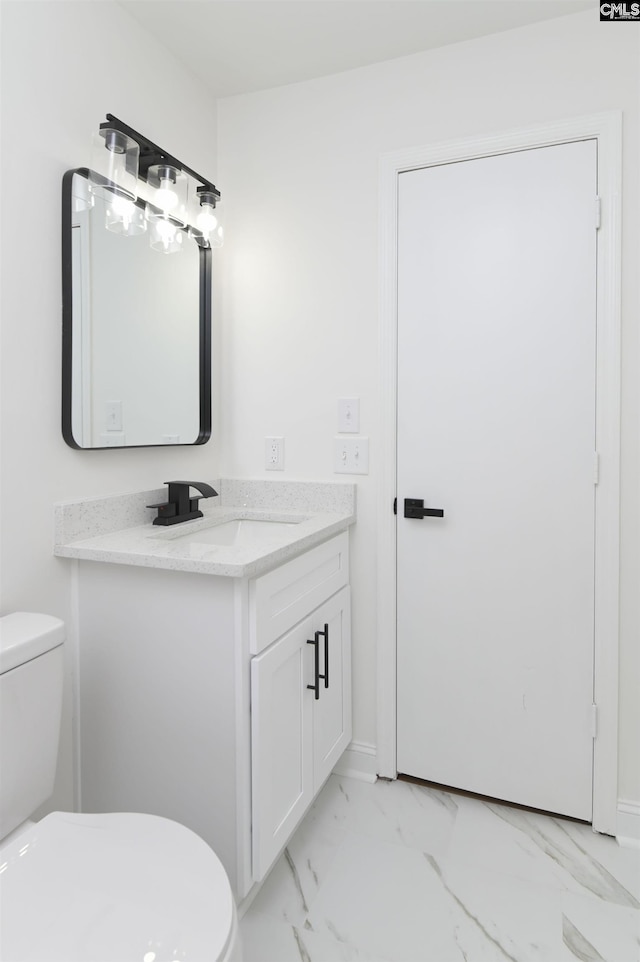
[102,113,220,200]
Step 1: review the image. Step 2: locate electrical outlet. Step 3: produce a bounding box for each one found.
[334,436,369,475]
[265,437,284,470]
[338,398,360,433]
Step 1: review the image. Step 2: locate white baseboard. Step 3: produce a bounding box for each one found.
[333,740,377,783]
[616,799,640,848]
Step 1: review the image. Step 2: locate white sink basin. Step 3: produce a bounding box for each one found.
[173,519,300,547]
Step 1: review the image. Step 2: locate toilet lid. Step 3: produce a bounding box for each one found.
[0,811,236,962]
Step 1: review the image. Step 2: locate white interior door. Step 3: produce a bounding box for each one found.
[396,141,597,821]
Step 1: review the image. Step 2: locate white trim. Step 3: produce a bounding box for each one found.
[377,113,622,833]
[333,740,378,783]
[616,800,640,849]
[590,115,622,836]
[233,579,253,900]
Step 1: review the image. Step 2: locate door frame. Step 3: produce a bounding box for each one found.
[376,112,622,835]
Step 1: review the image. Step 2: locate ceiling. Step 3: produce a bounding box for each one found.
[121,0,595,98]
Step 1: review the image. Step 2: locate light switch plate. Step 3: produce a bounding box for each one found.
[338,398,360,433]
[334,436,369,475]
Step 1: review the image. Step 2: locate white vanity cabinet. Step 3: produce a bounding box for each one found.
[75,531,350,900]
[247,533,351,879]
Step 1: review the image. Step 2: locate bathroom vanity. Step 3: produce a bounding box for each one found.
[55,480,355,899]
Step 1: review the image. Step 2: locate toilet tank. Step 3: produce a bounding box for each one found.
[0,613,65,841]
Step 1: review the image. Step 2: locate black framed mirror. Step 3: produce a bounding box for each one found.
[62,168,211,449]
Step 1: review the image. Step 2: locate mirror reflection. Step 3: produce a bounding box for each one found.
[62,170,211,448]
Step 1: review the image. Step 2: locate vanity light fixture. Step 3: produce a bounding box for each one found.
[90,125,139,203]
[146,163,188,226]
[89,124,141,234]
[153,165,180,210]
[196,188,218,232]
[89,114,221,251]
[195,187,224,248]
[145,162,188,254]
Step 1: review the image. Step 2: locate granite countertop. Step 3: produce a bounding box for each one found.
[54,479,356,579]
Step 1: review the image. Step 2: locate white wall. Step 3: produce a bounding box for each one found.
[218,12,640,803]
[0,1,220,812]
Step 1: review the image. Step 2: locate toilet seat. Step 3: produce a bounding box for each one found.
[0,811,239,962]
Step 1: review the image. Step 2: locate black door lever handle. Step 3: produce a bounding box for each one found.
[404,498,444,519]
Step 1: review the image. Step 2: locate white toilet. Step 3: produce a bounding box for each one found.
[0,612,242,962]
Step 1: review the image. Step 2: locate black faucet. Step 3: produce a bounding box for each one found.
[147,481,218,526]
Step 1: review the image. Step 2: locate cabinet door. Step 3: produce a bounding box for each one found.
[312,587,352,790]
[251,616,315,881]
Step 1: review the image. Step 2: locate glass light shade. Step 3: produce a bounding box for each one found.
[89,127,139,201]
[147,164,188,226]
[105,196,147,236]
[209,224,224,248]
[149,216,183,254]
[193,190,223,248]
[71,175,94,213]
[196,204,218,233]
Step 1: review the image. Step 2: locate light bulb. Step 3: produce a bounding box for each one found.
[155,177,178,211]
[105,194,146,235]
[196,205,218,233]
[150,216,183,253]
[156,219,177,243]
[111,195,135,225]
[111,195,134,216]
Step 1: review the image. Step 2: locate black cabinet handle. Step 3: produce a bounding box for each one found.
[307,635,320,700]
[307,623,329,699]
[404,498,444,519]
[317,623,329,690]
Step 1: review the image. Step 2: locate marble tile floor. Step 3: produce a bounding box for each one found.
[240,774,640,962]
